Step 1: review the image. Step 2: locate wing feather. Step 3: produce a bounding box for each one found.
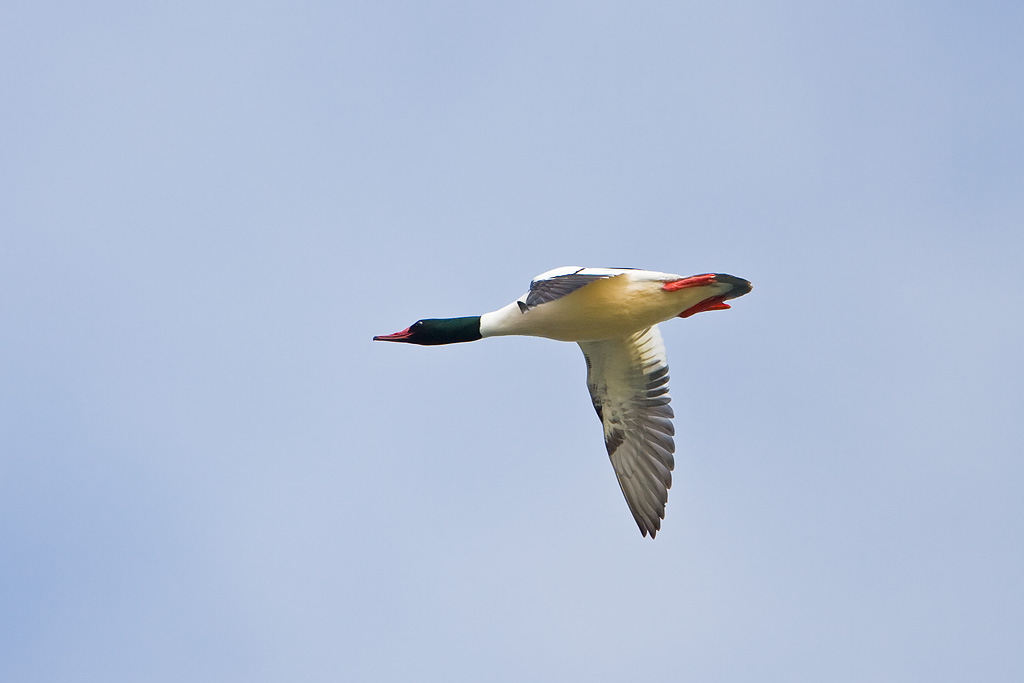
[579,326,676,538]
[521,268,621,311]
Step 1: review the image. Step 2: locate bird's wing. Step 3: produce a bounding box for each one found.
[579,326,675,538]
[520,267,624,312]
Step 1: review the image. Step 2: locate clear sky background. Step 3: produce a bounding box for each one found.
[2,2,1023,681]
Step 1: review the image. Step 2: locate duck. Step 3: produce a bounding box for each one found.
[374,267,752,538]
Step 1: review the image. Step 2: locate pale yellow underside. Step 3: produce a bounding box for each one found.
[480,273,732,342]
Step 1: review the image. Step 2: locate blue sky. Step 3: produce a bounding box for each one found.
[2,2,1023,681]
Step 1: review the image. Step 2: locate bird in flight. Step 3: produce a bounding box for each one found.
[374,267,752,538]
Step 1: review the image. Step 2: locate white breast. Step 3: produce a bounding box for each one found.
[480,270,732,342]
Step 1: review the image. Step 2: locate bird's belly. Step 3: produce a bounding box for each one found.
[520,279,686,341]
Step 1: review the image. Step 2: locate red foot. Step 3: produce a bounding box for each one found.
[678,296,730,318]
[662,274,717,291]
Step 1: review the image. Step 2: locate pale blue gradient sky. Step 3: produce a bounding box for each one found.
[2,2,1023,681]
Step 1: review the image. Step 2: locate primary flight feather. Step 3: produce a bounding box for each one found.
[374,267,752,538]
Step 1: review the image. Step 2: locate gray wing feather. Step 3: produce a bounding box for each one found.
[579,326,676,538]
[522,270,617,311]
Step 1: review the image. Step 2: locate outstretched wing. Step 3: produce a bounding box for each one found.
[519,267,626,312]
[579,326,675,538]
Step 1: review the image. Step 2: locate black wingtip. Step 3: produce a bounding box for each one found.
[637,523,657,539]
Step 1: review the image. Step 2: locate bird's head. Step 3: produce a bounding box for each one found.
[373,316,482,346]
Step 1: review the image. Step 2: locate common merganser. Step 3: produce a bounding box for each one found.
[374,267,752,538]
